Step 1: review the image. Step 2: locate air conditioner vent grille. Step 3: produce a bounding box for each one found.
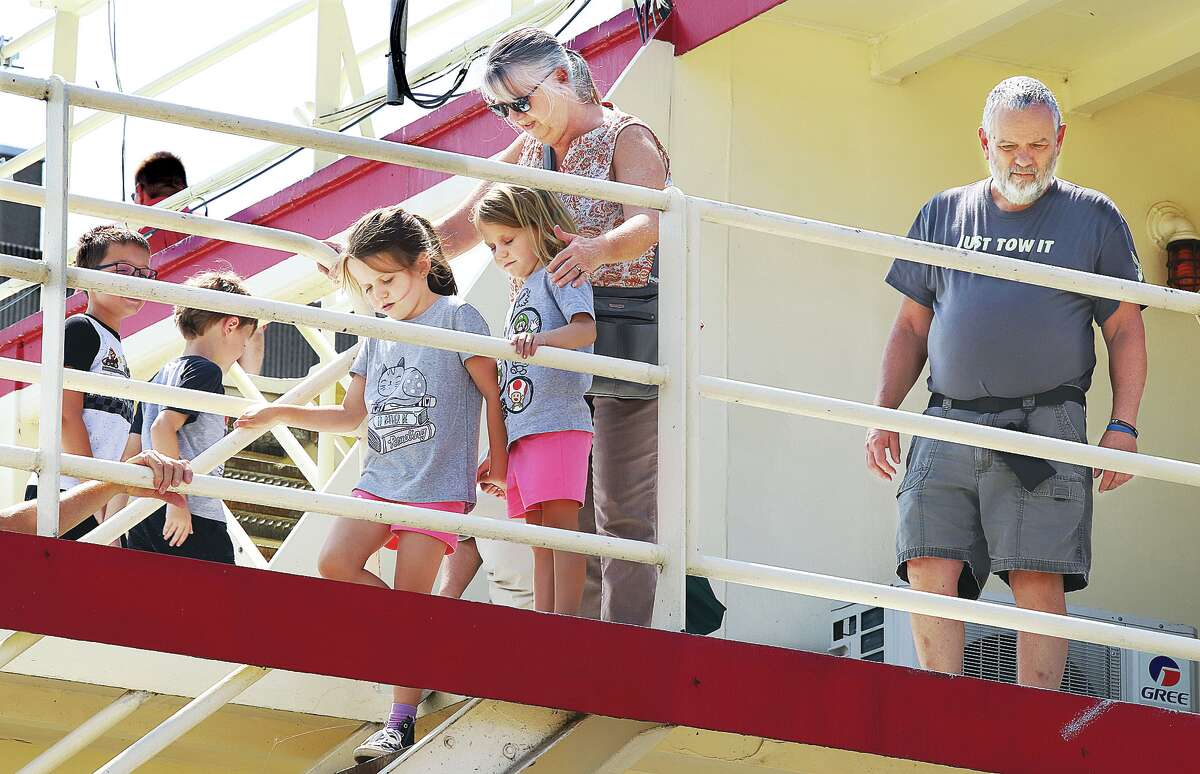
[963,623,1123,699]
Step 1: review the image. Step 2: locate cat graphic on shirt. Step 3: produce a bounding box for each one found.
[367,358,437,454]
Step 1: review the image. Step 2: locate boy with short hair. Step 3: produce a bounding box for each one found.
[26,225,156,540]
[129,270,258,564]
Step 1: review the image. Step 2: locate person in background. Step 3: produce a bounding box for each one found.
[131,271,259,564]
[133,151,190,254]
[26,225,155,540]
[437,533,535,609]
[133,151,265,373]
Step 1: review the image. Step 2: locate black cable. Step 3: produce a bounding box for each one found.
[556,0,594,37]
[389,0,475,110]
[107,0,127,203]
[191,102,387,211]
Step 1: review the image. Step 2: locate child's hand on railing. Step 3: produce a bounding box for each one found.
[234,404,281,430]
[163,504,193,548]
[511,331,544,359]
[316,240,345,281]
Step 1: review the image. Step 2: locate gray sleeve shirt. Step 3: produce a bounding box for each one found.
[351,296,490,507]
[141,355,229,522]
[500,268,594,446]
[885,178,1143,400]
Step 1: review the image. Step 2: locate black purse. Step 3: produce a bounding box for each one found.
[543,144,659,399]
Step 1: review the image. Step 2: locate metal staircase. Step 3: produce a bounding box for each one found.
[223,431,313,559]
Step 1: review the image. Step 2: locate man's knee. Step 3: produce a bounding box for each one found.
[906,556,964,594]
[1008,570,1066,608]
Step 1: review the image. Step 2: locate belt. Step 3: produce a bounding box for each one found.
[929,385,1085,413]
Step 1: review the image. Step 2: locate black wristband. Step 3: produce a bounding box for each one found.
[1109,418,1139,438]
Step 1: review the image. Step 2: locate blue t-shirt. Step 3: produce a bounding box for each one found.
[885,178,1143,400]
[500,268,594,446]
[350,296,490,506]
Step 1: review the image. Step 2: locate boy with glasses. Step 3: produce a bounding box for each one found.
[25,225,157,540]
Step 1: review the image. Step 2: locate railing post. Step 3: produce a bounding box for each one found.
[653,188,690,631]
[36,75,70,538]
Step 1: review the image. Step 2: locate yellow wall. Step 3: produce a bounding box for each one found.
[669,15,1200,652]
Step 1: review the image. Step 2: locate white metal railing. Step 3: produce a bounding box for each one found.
[2,72,1200,768]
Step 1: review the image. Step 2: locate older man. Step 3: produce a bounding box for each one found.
[865,77,1146,689]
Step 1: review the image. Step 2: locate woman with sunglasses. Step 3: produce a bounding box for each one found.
[433,26,669,627]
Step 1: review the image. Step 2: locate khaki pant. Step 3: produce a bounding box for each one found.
[578,396,659,626]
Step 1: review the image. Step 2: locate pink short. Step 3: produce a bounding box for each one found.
[506,430,593,519]
[351,489,466,555]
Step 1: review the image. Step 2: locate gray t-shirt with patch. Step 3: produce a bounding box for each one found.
[351,296,490,506]
[141,355,228,522]
[501,268,594,446]
[886,178,1143,400]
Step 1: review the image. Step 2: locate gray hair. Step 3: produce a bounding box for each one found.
[982,76,1062,136]
[482,27,600,105]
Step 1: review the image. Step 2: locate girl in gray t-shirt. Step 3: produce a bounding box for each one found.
[472,185,597,617]
[236,205,507,763]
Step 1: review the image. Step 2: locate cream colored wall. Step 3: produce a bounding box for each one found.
[669,16,1200,652]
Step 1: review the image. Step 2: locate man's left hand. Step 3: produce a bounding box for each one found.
[1094,429,1136,492]
[125,450,193,507]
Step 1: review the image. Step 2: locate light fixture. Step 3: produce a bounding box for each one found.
[1147,202,1200,291]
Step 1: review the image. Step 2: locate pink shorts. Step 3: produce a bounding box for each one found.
[506,430,593,519]
[351,489,466,555]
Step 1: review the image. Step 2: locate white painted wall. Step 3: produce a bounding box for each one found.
[669,15,1200,653]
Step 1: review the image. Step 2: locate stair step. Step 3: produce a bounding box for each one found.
[333,751,405,774]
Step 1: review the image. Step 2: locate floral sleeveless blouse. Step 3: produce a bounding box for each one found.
[516,105,670,289]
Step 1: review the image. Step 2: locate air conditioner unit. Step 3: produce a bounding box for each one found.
[829,589,1197,713]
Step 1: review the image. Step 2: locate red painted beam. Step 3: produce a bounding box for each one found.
[659,0,791,56]
[0,530,1193,773]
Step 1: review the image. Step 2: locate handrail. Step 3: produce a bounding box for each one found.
[0,179,338,268]
[0,445,665,564]
[0,72,670,211]
[699,374,1198,486]
[695,196,1199,314]
[0,253,666,386]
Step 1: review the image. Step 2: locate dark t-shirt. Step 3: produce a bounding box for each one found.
[63,314,104,370]
[885,178,1143,400]
[142,355,227,521]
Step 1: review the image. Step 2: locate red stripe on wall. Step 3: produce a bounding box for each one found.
[0,530,1194,773]
[659,0,791,56]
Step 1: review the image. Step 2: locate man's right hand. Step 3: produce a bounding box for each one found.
[865,428,902,481]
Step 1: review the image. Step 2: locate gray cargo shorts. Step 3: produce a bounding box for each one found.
[895,399,1092,600]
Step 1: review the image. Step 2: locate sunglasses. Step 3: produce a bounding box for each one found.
[486,74,550,119]
[94,262,159,280]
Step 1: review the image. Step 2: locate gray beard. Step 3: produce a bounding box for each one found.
[989,153,1058,206]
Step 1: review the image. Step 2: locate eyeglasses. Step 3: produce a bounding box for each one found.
[94,262,159,280]
[485,74,550,119]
